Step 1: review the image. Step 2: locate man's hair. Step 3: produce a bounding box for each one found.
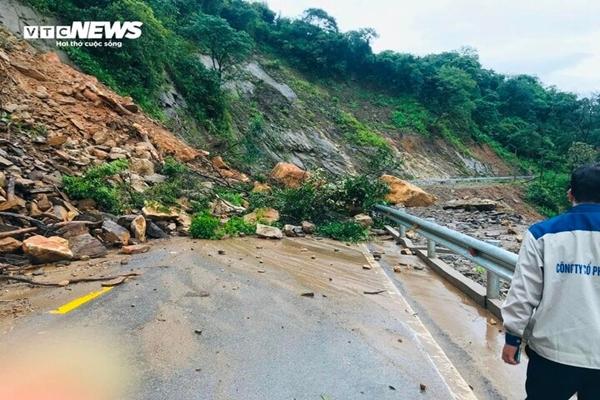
[571,163,600,203]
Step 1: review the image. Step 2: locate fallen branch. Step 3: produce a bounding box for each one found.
[0,272,142,287]
[0,212,49,229]
[363,290,386,295]
[0,227,37,239]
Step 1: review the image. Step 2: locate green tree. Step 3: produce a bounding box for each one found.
[183,13,253,81]
[567,142,599,170]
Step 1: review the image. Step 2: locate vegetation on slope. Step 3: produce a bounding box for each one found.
[26,0,600,215]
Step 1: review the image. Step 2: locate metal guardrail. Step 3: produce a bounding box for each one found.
[375,205,518,299]
[410,175,535,186]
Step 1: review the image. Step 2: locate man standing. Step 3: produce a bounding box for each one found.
[501,164,600,399]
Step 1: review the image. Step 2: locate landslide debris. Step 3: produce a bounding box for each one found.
[0,29,248,274]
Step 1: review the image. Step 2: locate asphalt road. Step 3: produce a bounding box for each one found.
[0,237,477,400]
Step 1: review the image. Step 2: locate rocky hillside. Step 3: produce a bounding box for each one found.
[0,0,519,180]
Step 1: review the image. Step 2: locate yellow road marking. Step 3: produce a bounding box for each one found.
[49,287,113,315]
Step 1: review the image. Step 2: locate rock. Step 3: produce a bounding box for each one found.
[69,233,107,259]
[442,198,498,212]
[211,156,250,182]
[353,213,373,227]
[270,162,310,188]
[177,213,192,231]
[252,181,271,193]
[36,194,52,211]
[210,198,245,216]
[121,244,150,255]
[130,215,147,242]
[142,203,180,220]
[301,221,316,234]
[243,208,280,224]
[129,158,155,176]
[283,224,304,237]
[0,237,22,253]
[146,221,169,239]
[100,220,131,246]
[22,235,73,263]
[380,175,436,207]
[256,224,283,239]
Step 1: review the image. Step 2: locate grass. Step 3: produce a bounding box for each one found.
[317,221,369,242]
[336,111,389,150]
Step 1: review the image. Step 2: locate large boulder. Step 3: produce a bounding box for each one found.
[270,162,310,188]
[22,235,73,263]
[243,208,280,225]
[256,224,283,239]
[69,233,107,259]
[146,221,169,239]
[283,224,304,237]
[380,175,436,207]
[301,221,316,234]
[100,220,131,246]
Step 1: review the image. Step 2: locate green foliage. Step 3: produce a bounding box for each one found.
[391,98,431,135]
[161,156,189,177]
[217,189,245,206]
[336,111,389,149]
[526,173,571,217]
[182,13,253,81]
[567,142,598,170]
[317,221,369,242]
[223,216,256,236]
[248,173,388,226]
[62,160,129,214]
[190,211,223,239]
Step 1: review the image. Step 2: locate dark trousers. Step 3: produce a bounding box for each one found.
[526,346,600,400]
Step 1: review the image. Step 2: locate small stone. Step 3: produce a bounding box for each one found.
[120,244,150,255]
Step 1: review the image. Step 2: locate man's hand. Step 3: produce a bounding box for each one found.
[502,344,520,365]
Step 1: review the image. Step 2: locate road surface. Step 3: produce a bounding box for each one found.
[0,237,522,399]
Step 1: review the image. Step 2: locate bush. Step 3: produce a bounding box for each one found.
[62,159,129,214]
[526,173,571,216]
[190,211,223,239]
[317,221,369,242]
[223,217,256,236]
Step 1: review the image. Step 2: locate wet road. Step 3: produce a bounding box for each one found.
[0,237,480,399]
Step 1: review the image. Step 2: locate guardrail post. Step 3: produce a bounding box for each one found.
[427,239,437,258]
[485,240,501,299]
[487,271,500,299]
[399,225,406,238]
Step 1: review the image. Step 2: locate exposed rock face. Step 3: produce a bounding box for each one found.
[270,162,310,188]
[443,198,498,212]
[243,208,279,225]
[256,224,283,239]
[100,220,131,246]
[380,175,436,207]
[22,235,73,263]
[68,233,107,259]
[353,213,373,227]
[0,237,22,253]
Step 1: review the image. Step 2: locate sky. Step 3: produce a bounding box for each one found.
[263,0,600,96]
